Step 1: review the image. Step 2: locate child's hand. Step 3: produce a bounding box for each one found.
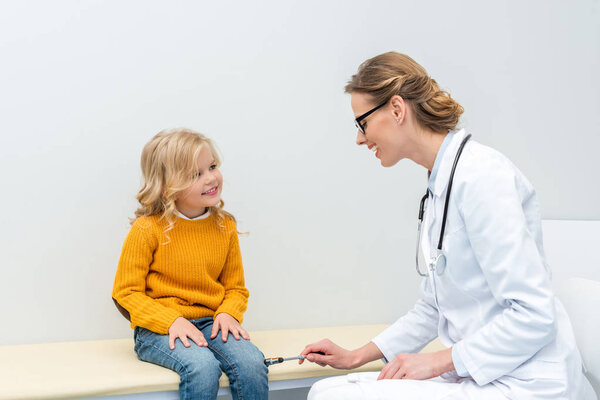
[168,317,208,350]
[211,313,251,342]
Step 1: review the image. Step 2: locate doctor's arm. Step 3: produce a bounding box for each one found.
[371,279,440,361]
[452,166,555,385]
[371,281,456,380]
[301,278,442,371]
[300,339,455,381]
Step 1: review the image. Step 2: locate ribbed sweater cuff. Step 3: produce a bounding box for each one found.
[146,310,182,335]
[215,305,244,324]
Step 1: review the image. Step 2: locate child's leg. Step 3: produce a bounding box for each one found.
[194,319,269,400]
[134,326,222,400]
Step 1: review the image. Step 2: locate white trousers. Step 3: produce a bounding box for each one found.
[307,372,509,400]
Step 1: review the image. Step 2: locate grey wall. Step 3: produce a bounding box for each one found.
[0,0,598,345]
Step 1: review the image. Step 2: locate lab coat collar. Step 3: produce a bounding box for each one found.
[428,128,468,197]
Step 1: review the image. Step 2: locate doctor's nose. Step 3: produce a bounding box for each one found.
[356,130,367,146]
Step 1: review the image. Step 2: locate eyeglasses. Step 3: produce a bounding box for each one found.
[354,100,388,135]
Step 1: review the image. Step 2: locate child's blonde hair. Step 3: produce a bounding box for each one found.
[133,128,235,239]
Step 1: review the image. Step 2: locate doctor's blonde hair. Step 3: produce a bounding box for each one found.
[134,128,235,240]
[345,52,464,133]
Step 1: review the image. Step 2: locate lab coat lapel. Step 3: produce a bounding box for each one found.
[423,129,467,257]
[432,129,468,198]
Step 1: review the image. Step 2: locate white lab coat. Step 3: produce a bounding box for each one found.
[372,129,595,400]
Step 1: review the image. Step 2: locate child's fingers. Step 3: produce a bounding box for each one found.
[231,327,241,341]
[191,332,208,347]
[239,327,250,341]
[210,321,220,339]
[169,334,176,350]
[180,334,191,348]
[221,327,229,342]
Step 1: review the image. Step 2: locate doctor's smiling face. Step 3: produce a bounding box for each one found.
[352,93,412,167]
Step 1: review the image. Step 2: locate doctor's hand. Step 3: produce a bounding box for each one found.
[377,348,454,381]
[300,339,384,370]
[299,339,354,369]
[211,312,251,342]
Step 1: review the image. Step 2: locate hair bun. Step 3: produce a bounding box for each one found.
[345,52,463,133]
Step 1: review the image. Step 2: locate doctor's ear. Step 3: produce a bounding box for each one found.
[390,95,406,125]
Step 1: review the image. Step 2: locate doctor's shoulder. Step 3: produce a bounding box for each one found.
[454,140,536,205]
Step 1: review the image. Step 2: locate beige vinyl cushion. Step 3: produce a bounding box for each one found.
[0,325,445,400]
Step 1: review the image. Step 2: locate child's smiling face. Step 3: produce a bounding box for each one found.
[175,145,223,218]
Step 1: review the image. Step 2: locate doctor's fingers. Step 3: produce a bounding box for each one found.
[391,369,407,380]
[301,340,343,366]
[301,340,324,355]
[299,340,328,364]
[306,352,333,364]
[306,353,335,368]
[378,361,402,380]
[302,339,338,356]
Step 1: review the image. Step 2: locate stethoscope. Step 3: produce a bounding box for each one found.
[415,134,472,277]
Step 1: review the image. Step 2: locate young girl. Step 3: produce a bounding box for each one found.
[112,128,268,400]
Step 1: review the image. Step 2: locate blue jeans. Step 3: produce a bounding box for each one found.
[134,317,268,400]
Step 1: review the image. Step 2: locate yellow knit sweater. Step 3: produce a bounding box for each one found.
[112,213,249,335]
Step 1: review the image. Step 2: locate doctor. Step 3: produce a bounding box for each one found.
[301,52,595,400]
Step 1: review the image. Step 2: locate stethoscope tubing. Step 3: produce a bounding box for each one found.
[437,134,472,250]
[416,134,472,276]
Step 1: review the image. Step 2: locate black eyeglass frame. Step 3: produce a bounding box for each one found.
[354,100,388,135]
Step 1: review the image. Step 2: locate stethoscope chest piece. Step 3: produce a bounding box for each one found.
[430,252,447,276]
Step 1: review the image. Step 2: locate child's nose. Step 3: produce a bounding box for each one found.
[205,173,218,185]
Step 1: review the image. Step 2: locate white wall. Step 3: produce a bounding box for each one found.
[0,0,598,345]
[543,220,600,291]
